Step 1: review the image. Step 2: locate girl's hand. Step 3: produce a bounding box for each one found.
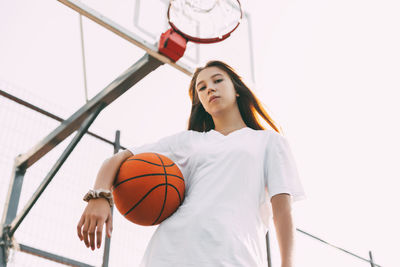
[77,198,113,250]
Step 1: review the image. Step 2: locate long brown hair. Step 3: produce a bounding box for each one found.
[187,60,283,134]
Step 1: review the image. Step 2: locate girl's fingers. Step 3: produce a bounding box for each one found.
[77,200,112,249]
[106,215,113,238]
[96,219,105,249]
[77,216,85,241]
[82,217,90,248]
[88,219,97,250]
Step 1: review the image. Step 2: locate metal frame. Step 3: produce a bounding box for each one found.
[1,54,164,266]
[10,104,104,236]
[1,106,102,267]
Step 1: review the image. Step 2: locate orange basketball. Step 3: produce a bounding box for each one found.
[112,153,185,226]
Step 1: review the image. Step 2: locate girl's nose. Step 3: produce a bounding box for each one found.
[207,87,216,94]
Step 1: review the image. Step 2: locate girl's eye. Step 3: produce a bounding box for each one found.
[215,79,223,83]
[199,86,206,91]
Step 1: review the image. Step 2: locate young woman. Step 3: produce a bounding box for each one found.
[77,61,306,267]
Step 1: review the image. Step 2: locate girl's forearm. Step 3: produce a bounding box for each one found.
[93,150,132,190]
[273,212,295,267]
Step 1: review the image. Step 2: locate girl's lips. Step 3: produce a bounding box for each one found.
[209,96,220,102]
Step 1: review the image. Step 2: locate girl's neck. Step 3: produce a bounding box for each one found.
[212,109,247,136]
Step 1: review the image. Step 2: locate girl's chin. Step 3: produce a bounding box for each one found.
[208,109,226,117]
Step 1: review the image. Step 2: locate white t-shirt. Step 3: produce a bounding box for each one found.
[127,127,306,267]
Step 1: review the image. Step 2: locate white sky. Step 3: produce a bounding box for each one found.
[0,0,399,266]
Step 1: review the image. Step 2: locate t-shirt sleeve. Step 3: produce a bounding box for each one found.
[263,131,306,202]
[126,130,193,182]
[127,130,188,159]
[127,133,175,158]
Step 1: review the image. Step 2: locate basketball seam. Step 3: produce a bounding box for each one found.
[126,158,175,167]
[152,153,168,225]
[113,173,183,189]
[168,183,183,205]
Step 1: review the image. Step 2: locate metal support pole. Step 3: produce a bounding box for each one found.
[0,162,27,266]
[102,130,121,267]
[296,228,383,267]
[266,232,272,267]
[1,163,26,226]
[369,251,376,267]
[0,228,8,267]
[18,243,94,267]
[246,12,256,83]
[9,104,104,236]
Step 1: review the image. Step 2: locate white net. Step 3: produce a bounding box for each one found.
[169,0,241,40]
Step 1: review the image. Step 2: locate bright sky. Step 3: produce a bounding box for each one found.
[0,0,399,266]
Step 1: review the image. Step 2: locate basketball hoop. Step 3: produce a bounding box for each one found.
[158,0,242,61]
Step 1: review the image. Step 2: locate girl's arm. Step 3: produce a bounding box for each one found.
[93,149,133,190]
[77,149,133,250]
[271,193,295,267]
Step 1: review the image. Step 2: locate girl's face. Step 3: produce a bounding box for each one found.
[195,67,238,117]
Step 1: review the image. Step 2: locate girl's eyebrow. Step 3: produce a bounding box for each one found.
[196,73,224,88]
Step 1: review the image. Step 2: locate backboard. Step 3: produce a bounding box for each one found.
[61,0,255,82]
